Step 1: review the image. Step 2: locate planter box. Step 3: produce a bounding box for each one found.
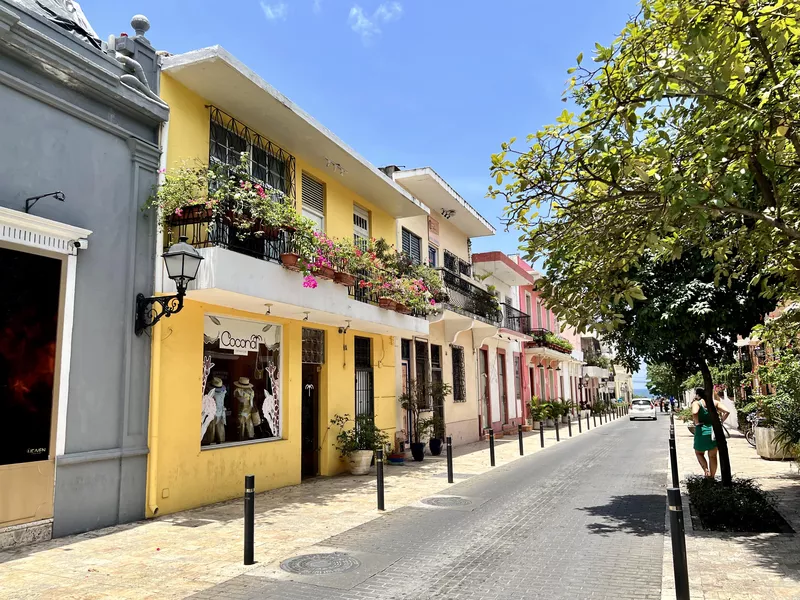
[755,427,793,460]
[334,271,355,287]
[521,424,532,432]
[532,421,541,430]
[348,449,373,475]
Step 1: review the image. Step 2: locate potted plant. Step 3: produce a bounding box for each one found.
[145,161,216,229]
[528,397,543,430]
[331,238,359,286]
[330,413,389,475]
[388,436,405,465]
[559,402,570,424]
[542,402,555,427]
[426,414,446,456]
[399,380,452,461]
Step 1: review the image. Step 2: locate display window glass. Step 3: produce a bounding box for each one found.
[201,315,282,448]
[0,247,61,466]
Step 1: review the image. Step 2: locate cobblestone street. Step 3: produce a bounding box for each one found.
[196,416,668,600]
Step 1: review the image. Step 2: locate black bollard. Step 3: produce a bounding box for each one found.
[669,437,680,489]
[568,416,572,437]
[667,488,690,600]
[540,423,545,448]
[488,429,495,466]
[244,474,255,566]
[593,412,597,428]
[587,412,590,430]
[555,418,560,442]
[446,436,454,484]
[518,424,524,456]
[578,412,582,433]
[376,449,385,511]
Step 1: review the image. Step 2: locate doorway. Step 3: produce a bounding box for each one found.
[354,337,374,419]
[479,348,491,432]
[301,364,319,479]
[497,351,508,425]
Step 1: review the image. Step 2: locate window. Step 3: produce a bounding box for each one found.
[414,339,429,407]
[1,248,61,466]
[452,345,466,402]
[354,205,370,249]
[401,339,412,395]
[402,228,422,265]
[301,328,325,364]
[428,244,438,267]
[202,315,282,447]
[354,337,373,419]
[301,173,325,231]
[525,293,532,316]
[209,109,293,197]
[546,310,551,331]
[536,300,543,329]
[431,345,443,388]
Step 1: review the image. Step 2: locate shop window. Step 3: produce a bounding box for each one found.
[201,315,282,447]
[0,248,61,466]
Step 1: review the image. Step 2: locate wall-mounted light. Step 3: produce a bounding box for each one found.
[25,190,65,213]
[338,319,351,334]
[264,303,272,315]
[135,236,203,335]
[326,158,347,176]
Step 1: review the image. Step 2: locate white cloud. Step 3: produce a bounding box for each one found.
[313,0,322,14]
[349,2,403,43]
[260,2,287,21]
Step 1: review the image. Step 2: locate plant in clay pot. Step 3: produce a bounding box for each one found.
[528,396,544,430]
[399,379,452,461]
[425,414,446,456]
[330,413,389,475]
[145,161,217,229]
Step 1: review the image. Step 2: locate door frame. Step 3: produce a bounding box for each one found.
[479,347,491,436]
[497,349,508,425]
[301,364,320,478]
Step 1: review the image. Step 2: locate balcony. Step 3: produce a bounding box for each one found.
[503,303,532,336]
[444,250,472,278]
[438,268,502,325]
[525,328,574,358]
[162,205,428,336]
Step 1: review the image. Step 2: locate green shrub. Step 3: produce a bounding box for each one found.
[676,407,693,423]
[685,475,788,533]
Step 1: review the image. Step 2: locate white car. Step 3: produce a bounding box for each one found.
[629,398,657,421]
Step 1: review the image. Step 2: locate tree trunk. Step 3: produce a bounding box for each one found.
[698,359,732,486]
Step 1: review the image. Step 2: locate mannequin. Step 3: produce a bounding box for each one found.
[202,377,227,444]
[234,377,257,440]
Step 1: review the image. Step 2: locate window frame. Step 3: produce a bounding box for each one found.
[428,244,438,268]
[401,228,422,265]
[301,172,325,232]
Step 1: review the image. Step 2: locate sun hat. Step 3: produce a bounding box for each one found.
[211,377,224,388]
[234,377,253,389]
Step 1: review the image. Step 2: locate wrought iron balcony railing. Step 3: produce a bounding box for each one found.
[503,303,531,335]
[526,328,573,355]
[443,249,472,278]
[439,268,502,325]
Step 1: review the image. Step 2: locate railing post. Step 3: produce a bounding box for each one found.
[376,449,385,511]
[540,423,545,448]
[446,436,454,484]
[244,474,255,566]
[568,416,572,437]
[488,429,495,466]
[667,488,691,600]
[518,424,524,456]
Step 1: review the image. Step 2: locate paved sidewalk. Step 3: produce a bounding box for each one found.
[0,414,620,600]
[661,420,800,600]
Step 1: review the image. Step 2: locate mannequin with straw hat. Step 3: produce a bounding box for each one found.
[234,377,258,439]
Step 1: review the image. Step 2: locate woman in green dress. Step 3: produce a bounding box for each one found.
[691,388,730,478]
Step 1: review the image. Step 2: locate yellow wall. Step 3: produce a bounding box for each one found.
[147,299,396,516]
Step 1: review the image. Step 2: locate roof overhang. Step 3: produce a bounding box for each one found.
[472,251,532,287]
[392,168,494,237]
[162,47,428,219]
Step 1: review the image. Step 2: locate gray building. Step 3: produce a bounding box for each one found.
[0,0,168,545]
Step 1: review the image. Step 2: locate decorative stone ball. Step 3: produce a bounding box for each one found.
[130,14,150,37]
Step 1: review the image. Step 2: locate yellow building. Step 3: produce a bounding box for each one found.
[146,47,429,516]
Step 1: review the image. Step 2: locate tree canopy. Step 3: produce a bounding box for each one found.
[490,0,800,332]
[646,362,685,398]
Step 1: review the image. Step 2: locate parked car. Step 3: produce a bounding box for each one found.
[629,398,657,421]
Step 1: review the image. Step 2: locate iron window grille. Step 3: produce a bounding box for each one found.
[443,249,472,277]
[354,337,374,419]
[452,345,466,402]
[355,336,372,368]
[415,339,430,408]
[208,106,296,200]
[302,328,325,364]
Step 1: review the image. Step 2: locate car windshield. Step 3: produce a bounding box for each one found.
[632,399,651,406]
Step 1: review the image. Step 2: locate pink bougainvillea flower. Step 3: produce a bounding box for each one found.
[430,299,437,305]
[174,208,183,216]
[303,275,318,289]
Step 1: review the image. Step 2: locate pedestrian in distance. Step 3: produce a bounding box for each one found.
[691,388,730,478]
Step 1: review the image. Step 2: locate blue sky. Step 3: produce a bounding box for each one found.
[80,0,647,389]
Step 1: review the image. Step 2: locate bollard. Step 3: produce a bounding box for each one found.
[587,412,590,430]
[555,418,560,442]
[578,412,582,433]
[540,423,545,448]
[518,424,524,456]
[593,412,597,428]
[488,429,495,467]
[376,448,385,511]
[568,416,572,437]
[669,437,680,489]
[667,488,691,600]
[446,436,454,484]
[244,474,255,566]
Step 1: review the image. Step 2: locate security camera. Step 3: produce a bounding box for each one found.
[71,238,89,250]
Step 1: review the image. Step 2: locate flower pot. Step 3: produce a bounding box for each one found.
[395,303,411,314]
[313,266,335,280]
[532,420,541,430]
[348,449,374,475]
[545,418,554,428]
[280,252,301,271]
[521,424,532,432]
[379,297,397,311]
[429,438,443,456]
[561,416,569,424]
[334,271,356,287]
[410,442,425,462]
[387,453,405,465]
[755,426,793,460]
[168,205,213,226]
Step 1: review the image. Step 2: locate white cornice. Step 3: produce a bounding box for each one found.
[0,206,92,255]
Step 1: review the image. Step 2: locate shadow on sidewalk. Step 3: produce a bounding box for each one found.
[578,493,666,537]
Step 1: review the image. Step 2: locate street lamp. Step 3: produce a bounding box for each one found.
[135,236,203,335]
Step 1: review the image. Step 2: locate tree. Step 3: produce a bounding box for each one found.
[594,249,776,485]
[646,362,685,399]
[489,0,800,325]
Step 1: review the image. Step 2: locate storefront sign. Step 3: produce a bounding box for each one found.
[428,217,440,247]
[219,331,263,355]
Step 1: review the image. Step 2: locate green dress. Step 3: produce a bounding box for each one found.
[693,401,717,452]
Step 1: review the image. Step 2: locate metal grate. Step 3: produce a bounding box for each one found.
[301,173,324,214]
[354,336,371,368]
[504,303,532,335]
[452,345,466,402]
[302,328,325,364]
[208,106,296,199]
[354,337,373,418]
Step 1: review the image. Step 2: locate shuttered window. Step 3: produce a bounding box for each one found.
[354,205,370,248]
[301,173,324,231]
[401,228,422,265]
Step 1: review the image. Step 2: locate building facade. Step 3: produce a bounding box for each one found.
[0,3,168,546]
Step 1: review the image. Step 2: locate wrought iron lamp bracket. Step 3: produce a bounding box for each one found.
[135,292,184,336]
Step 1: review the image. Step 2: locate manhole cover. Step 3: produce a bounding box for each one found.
[421,496,472,507]
[280,553,361,575]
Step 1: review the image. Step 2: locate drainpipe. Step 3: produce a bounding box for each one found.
[146,319,162,516]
